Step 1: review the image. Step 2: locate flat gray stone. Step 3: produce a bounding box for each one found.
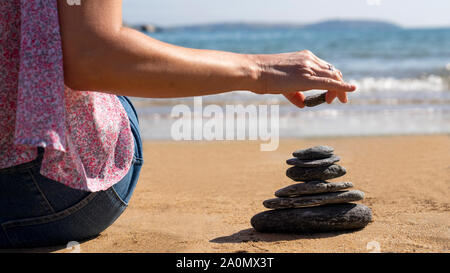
[275,181,354,197]
[304,92,327,107]
[286,155,340,167]
[286,164,346,181]
[251,203,372,233]
[292,146,334,160]
[263,190,364,209]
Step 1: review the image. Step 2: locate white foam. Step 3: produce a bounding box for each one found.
[349,75,448,92]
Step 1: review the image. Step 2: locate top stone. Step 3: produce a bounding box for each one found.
[304,92,327,107]
[292,146,334,160]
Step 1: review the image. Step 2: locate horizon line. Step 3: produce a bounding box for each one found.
[123,18,450,29]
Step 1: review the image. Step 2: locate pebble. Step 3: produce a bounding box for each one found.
[304,92,327,107]
[286,164,346,181]
[292,145,334,160]
[263,190,364,209]
[286,155,340,167]
[275,181,354,197]
[251,203,372,233]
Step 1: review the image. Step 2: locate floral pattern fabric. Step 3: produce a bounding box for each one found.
[0,0,134,192]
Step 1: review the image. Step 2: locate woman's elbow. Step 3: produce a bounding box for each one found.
[63,60,93,91]
[62,45,103,91]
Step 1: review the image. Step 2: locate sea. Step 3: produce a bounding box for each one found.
[129,27,450,139]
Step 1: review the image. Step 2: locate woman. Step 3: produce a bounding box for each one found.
[0,0,355,248]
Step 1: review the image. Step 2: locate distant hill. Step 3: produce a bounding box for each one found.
[303,19,400,30]
[131,19,401,33]
[166,22,305,31]
[167,20,400,32]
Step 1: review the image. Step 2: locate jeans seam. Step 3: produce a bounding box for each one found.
[110,184,129,207]
[132,157,144,165]
[1,192,98,230]
[27,169,56,214]
[129,121,143,160]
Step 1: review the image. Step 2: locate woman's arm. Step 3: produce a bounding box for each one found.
[58,0,355,107]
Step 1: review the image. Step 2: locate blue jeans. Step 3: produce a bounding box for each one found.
[0,96,143,249]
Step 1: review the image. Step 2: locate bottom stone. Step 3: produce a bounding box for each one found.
[251,203,372,233]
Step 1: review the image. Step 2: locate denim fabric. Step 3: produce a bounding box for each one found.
[0,96,143,248]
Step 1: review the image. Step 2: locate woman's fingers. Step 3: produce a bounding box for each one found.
[311,68,340,104]
[326,90,347,104]
[326,88,348,103]
[326,90,337,104]
[307,76,356,92]
[309,53,342,78]
[309,66,353,104]
[284,92,306,109]
[337,90,348,103]
[327,90,348,103]
[312,67,341,80]
[311,66,352,104]
[312,56,330,70]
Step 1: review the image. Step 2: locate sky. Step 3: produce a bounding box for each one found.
[122,0,450,28]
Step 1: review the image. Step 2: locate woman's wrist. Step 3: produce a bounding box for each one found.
[241,54,266,94]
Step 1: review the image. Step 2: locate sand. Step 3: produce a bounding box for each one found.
[56,135,449,253]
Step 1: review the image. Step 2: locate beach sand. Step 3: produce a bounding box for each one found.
[56,135,449,253]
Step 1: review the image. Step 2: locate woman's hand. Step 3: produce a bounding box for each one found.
[249,50,356,108]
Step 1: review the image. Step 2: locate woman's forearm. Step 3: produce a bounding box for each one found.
[63,27,260,97]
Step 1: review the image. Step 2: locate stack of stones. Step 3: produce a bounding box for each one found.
[251,146,372,233]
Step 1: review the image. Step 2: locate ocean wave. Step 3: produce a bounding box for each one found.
[349,74,449,92]
[129,74,450,110]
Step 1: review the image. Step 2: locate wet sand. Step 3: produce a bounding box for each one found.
[57,135,449,253]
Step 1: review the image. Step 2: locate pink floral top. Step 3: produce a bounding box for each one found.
[0,0,135,192]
